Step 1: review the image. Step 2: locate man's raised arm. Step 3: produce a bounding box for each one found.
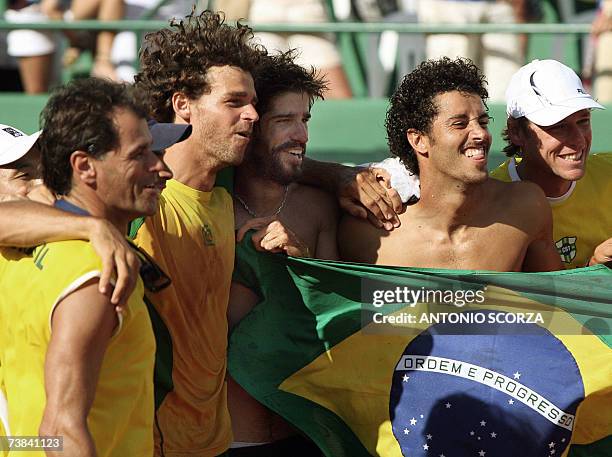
[300,157,403,230]
[0,200,139,304]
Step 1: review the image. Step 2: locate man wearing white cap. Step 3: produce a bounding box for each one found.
[0,125,43,200]
[491,59,612,269]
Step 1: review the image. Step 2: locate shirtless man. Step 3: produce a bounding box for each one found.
[339,58,563,272]
[228,51,337,456]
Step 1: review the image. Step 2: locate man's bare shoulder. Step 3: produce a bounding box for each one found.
[291,183,336,207]
[485,178,551,232]
[338,212,386,263]
[486,177,548,209]
[290,183,339,220]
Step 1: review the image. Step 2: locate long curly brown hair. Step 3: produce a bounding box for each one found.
[135,10,267,122]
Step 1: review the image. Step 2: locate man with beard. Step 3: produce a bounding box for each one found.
[227,52,337,456]
[339,58,562,272]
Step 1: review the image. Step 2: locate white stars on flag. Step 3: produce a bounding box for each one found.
[423,444,429,451]
[508,399,515,405]
[480,420,486,426]
[478,450,486,456]
[549,442,555,448]
[403,428,410,435]
[426,434,432,440]
[470,431,475,436]
[513,371,521,380]
[410,417,417,426]
[403,374,409,382]
[490,432,497,438]
[445,402,452,409]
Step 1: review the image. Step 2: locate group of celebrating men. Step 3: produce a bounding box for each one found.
[0,8,610,457]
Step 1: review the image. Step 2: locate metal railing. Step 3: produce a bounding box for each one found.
[0,20,594,34]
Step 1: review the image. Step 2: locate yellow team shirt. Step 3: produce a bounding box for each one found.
[491,153,612,269]
[134,179,235,456]
[0,241,155,457]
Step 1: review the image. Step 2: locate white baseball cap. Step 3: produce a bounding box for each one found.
[506,59,604,126]
[0,124,41,166]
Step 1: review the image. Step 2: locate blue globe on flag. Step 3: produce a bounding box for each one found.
[390,310,584,456]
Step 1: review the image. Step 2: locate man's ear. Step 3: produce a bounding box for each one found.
[406,129,429,157]
[70,151,97,186]
[171,92,191,124]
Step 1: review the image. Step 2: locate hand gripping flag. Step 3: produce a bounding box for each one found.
[228,239,612,457]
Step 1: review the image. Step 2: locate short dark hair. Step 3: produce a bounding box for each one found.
[254,50,328,117]
[502,117,529,157]
[385,57,489,175]
[135,9,266,122]
[40,78,147,195]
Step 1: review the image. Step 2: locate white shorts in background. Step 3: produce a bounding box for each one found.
[417,0,522,101]
[5,5,57,57]
[249,0,342,69]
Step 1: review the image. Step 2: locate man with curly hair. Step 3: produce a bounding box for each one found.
[339,58,562,272]
[227,51,336,456]
[125,10,266,456]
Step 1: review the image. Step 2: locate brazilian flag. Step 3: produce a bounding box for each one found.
[228,238,612,457]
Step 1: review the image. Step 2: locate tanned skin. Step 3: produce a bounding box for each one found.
[339,91,562,272]
[228,91,338,446]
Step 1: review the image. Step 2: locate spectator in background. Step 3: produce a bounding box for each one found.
[109,0,193,82]
[5,0,124,93]
[416,0,529,102]
[40,0,124,81]
[217,0,353,99]
[592,0,612,102]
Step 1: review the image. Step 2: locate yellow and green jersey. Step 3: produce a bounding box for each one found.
[0,241,155,457]
[133,179,235,456]
[491,153,612,269]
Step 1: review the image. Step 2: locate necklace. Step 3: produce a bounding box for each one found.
[235,185,289,218]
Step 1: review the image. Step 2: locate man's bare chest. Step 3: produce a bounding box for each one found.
[378,223,531,271]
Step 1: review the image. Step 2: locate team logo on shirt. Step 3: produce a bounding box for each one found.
[202,224,215,246]
[555,236,577,263]
[33,244,49,270]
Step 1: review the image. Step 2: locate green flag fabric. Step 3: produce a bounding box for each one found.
[228,238,612,457]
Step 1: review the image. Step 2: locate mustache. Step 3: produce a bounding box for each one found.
[271,141,305,155]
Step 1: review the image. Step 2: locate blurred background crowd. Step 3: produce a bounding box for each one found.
[0,0,611,102]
